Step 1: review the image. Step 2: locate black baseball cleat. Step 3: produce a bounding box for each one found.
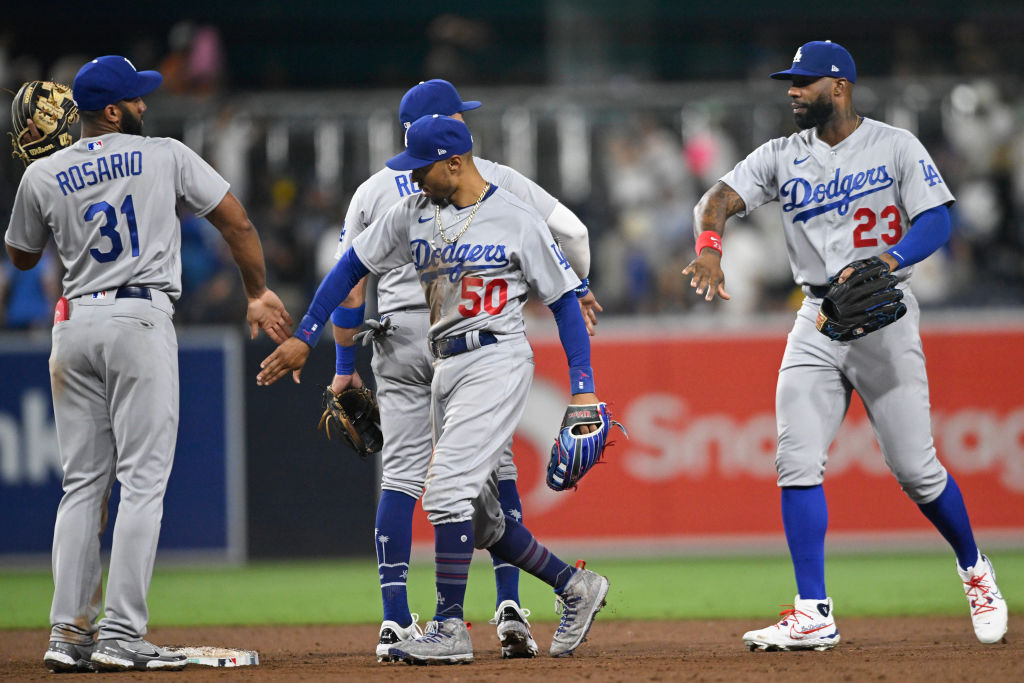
[43,640,96,673]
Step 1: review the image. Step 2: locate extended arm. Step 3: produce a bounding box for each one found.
[329,277,369,393]
[548,291,599,430]
[206,192,293,341]
[257,247,370,386]
[681,181,746,302]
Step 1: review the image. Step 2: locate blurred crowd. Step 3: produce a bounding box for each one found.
[2,20,1023,331]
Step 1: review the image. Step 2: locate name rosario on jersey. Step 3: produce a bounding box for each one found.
[54,151,143,196]
[410,238,509,283]
[781,164,893,224]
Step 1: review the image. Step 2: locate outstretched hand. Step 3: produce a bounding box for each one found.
[257,337,310,386]
[681,252,731,302]
[247,289,294,343]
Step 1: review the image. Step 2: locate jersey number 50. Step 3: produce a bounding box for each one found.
[87,194,141,263]
[853,204,902,248]
[458,276,508,317]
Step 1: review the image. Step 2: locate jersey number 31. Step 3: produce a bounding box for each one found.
[87,195,140,263]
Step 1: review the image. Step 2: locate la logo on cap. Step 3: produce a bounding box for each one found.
[437,148,447,155]
[794,47,803,63]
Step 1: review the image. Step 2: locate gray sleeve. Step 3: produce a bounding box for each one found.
[719,139,781,217]
[4,169,49,253]
[893,132,955,220]
[351,201,413,276]
[171,139,231,217]
[518,210,581,305]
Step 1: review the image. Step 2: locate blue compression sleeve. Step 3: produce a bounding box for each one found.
[331,303,366,329]
[548,290,594,394]
[886,205,951,269]
[294,247,370,347]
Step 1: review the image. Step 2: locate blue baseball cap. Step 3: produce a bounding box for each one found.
[386,114,473,171]
[72,55,163,111]
[771,40,856,82]
[398,79,481,129]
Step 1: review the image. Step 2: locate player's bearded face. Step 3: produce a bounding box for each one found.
[793,88,834,130]
[117,102,144,135]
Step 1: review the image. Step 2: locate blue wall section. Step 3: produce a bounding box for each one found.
[0,334,239,559]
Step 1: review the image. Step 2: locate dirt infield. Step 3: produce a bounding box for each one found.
[3,617,1018,680]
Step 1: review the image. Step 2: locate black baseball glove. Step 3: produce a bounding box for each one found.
[816,256,907,342]
[318,386,383,457]
[9,81,78,166]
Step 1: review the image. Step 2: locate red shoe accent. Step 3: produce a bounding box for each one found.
[575,559,586,570]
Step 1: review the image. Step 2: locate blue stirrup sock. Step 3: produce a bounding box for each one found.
[375,490,417,626]
[490,479,523,607]
[488,516,575,592]
[917,473,979,570]
[781,485,828,600]
[434,520,474,621]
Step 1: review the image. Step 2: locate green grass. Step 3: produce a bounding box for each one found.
[1,551,1020,629]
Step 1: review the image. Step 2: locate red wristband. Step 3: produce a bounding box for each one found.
[695,231,723,256]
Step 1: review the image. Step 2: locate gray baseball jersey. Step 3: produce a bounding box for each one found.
[5,132,228,644]
[722,117,954,286]
[353,185,579,341]
[6,133,229,300]
[720,117,954,502]
[336,157,561,315]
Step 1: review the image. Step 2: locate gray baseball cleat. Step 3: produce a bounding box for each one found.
[43,640,96,673]
[90,638,187,671]
[550,568,610,657]
[490,600,539,658]
[388,618,474,665]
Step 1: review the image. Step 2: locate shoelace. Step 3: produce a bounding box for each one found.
[773,605,815,626]
[964,574,998,615]
[408,613,423,638]
[554,594,580,635]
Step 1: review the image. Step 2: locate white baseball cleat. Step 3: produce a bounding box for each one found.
[490,600,539,658]
[958,553,1008,644]
[375,614,422,662]
[743,596,840,651]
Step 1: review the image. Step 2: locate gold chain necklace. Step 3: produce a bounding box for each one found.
[434,183,490,245]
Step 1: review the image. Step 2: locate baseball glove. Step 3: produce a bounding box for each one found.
[815,256,907,342]
[546,403,626,492]
[9,81,78,166]
[317,386,383,457]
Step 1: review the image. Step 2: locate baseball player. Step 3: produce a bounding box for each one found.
[5,55,292,673]
[683,40,1008,650]
[327,79,599,660]
[259,114,611,664]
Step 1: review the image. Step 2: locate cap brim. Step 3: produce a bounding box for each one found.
[770,67,828,80]
[385,150,438,171]
[125,71,163,99]
[459,100,482,112]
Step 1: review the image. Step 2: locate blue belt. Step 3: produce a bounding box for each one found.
[114,286,152,300]
[430,331,498,359]
[808,284,829,298]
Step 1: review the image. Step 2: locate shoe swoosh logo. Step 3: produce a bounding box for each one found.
[418,216,433,223]
[794,155,811,165]
[790,623,831,638]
